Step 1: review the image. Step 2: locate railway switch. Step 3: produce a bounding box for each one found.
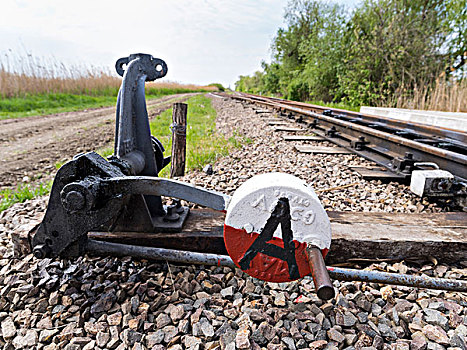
[30,53,467,296]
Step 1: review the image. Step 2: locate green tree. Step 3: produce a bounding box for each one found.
[235,71,265,94]
[235,0,466,106]
[270,0,346,100]
[336,0,461,105]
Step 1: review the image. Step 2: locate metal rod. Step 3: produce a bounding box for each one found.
[86,239,237,268]
[328,266,467,292]
[102,176,230,211]
[85,240,467,292]
[306,245,335,300]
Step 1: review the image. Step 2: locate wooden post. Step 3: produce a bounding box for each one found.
[170,103,188,177]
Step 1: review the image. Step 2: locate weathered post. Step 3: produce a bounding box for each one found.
[170,103,188,177]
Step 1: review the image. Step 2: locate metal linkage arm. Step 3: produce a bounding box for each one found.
[100,177,231,211]
[32,152,231,259]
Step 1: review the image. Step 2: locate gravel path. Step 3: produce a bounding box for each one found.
[0,95,465,350]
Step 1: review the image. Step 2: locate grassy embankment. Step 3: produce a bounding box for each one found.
[0,80,218,120]
[306,79,467,113]
[249,77,467,114]
[243,78,467,113]
[0,95,245,212]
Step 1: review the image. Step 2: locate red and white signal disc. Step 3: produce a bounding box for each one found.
[224,173,331,283]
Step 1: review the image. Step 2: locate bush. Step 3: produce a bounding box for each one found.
[208,83,225,91]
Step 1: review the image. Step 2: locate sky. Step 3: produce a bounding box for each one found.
[0,0,358,88]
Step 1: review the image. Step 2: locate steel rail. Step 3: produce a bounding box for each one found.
[240,92,466,144]
[227,93,467,181]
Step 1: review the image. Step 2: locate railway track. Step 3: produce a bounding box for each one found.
[222,92,466,200]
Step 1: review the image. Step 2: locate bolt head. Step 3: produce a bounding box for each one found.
[33,247,45,259]
[63,191,85,211]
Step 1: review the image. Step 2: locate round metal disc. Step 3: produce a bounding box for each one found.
[224,173,331,283]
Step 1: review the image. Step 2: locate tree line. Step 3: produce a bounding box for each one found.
[235,0,466,107]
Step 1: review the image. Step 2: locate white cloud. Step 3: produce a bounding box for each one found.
[0,0,286,87]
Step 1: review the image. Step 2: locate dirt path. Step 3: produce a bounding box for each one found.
[0,93,197,189]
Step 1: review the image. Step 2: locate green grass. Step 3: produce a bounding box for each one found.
[97,95,248,177]
[0,87,212,120]
[0,93,117,119]
[150,95,246,177]
[0,182,52,212]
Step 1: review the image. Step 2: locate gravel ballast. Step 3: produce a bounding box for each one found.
[0,95,465,350]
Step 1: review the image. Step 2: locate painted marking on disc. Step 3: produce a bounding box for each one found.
[224,173,331,283]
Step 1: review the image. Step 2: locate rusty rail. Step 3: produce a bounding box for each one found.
[242,93,466,144]
[224,92,467,183]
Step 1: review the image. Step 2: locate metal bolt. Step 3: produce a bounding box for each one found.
[436,179,451,191]
[164,206,180,222]
[33,244,50,259]
[174,199,184,214]
[63,191,86,211]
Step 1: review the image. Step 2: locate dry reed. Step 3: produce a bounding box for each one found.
[0,52,120,97]
[384,78,467,112]
[0,52,217,98]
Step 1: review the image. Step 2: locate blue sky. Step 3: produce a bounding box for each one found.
[0,0,359,88]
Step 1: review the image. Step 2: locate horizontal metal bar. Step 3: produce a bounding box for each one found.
[102,176,231,211]
[86,239,236,268]
[328,266,467,292]
[86,240,467,292]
